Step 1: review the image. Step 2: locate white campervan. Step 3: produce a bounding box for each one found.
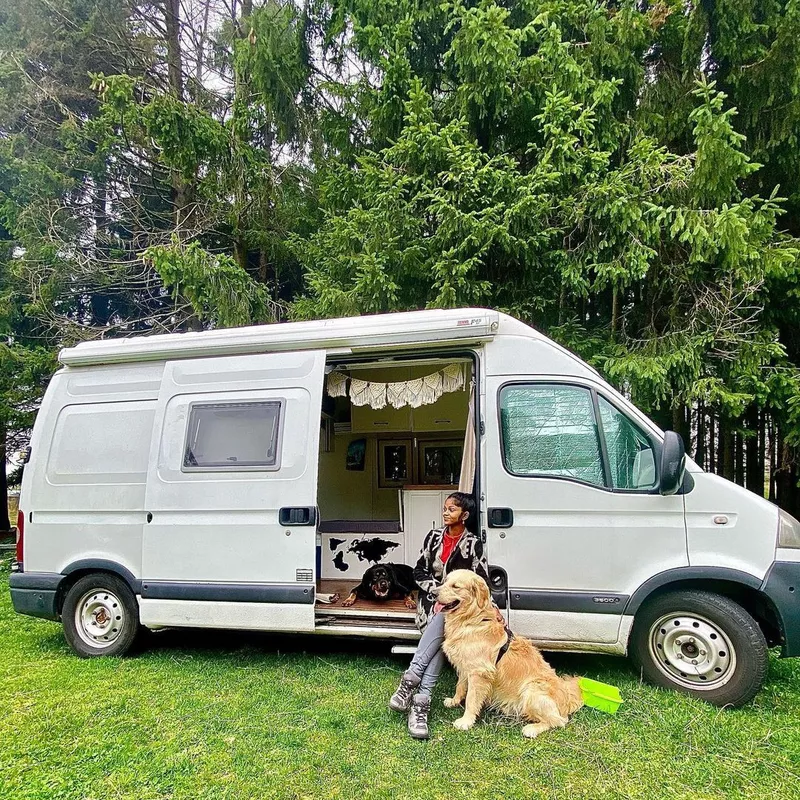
[9,308,800,706]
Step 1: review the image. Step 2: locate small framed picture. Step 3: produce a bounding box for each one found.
[378,439,412,487]
[346,438,367,471]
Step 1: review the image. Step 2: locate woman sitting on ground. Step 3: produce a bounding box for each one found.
[388,491,490,739]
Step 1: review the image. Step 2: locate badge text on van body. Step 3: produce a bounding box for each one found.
[593,596,622,604]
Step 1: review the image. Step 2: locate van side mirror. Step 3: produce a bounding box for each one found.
[659,431,686,495]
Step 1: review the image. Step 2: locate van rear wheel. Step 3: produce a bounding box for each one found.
[62,574,140,657]
[630,590,768,708]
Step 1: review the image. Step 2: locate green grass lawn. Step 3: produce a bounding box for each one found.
[1,556,799,800]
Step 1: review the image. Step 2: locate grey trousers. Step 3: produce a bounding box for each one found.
[407,611,446,696]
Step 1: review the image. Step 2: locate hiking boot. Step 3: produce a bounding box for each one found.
[407,693,431,739]
[389,670,421,712]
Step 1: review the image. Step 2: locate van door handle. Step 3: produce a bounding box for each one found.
[279,507,318,526]
[488,508,513,528]
[146,512,153,524]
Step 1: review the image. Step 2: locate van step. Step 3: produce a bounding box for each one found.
[315,607,414,622]
[390,645,418,655]
[315,613,418,630]
[313,623,420,640]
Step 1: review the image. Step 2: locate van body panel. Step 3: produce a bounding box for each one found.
[485,335,601,381]
[141,351,325,631]
[63,362,163,399]
[22,370,155,576]
[138,599,314,632]
[508,609,632,647]
[684,473,778,580]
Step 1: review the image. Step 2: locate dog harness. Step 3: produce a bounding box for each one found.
[495,624,515,665]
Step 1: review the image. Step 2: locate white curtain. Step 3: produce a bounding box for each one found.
[459,384,476,492]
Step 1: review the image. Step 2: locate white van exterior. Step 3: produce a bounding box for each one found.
[9,308,800,707]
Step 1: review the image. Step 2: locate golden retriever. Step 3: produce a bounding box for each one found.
[436,569,583,738]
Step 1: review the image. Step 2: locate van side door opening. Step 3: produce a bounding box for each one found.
[314,352,481,634]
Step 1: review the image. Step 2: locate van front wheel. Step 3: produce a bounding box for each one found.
[62,573,140,657]
[630,590,768,707]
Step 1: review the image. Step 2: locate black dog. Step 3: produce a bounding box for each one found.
[341,563,417,609]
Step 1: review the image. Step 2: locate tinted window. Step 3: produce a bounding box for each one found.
[184,401,282,469]
[598,397,657,490]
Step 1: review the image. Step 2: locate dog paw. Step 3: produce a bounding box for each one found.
[443,697,462,708]
[404,597,416,609]
[452,717,474,731]
[341,597,355,607]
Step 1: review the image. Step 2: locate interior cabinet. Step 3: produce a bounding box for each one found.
[410,393,466,431]
[402,487,455,562]
[350,403,412,433]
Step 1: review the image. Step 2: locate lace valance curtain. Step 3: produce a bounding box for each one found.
[326,364,466,409]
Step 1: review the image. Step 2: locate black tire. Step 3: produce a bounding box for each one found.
[630,590,768,708]
[62,573,141,658]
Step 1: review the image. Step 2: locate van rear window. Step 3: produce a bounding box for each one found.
[183,401,282,470]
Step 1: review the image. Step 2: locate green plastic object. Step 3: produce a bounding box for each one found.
[578,677,624,715]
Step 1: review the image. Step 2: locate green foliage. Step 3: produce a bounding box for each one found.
[4,0,800,501]
[296,0,800,432]
[144,240,279,327]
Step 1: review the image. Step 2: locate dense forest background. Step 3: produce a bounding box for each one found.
[2,0,800,529]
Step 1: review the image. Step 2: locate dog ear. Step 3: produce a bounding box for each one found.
[475,575,491,608]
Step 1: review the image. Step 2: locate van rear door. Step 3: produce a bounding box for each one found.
[140,350,325,632]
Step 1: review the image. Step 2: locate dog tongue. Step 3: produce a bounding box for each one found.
[434,601,444,614]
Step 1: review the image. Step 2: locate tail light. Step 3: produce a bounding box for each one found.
[15,510,24,563]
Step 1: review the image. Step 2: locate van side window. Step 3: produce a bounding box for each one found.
[500,385,605,487]
[597,397,657,490]
[183,401,282,470]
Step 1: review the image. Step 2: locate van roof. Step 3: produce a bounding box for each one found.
[59,308,520,367]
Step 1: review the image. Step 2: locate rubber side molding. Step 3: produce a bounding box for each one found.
[624,566,763,616]
[509,588,629,614]
[140,581,314,604]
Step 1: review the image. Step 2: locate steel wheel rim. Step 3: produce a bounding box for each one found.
[75,589,125,648]
[648,611,737,690]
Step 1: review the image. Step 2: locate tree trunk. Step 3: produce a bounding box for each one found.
[709,413,716,473]
[696,403,706,470]
[234,238,249,273]
[164,0,183,100]
[720,418,735,481]
[745,406,762,496]
[775,428,794,512]
[0,427,10,532]
[735,430,744,486]
[672,402,689,449]
[162,0,192,235]
[768,418,777,502]
[611,286,619,341]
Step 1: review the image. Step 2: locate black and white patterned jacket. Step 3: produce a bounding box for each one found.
[412,527,490,631]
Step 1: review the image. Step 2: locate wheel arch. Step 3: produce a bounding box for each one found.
[56,560,142,616]
[625,568,783,649]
